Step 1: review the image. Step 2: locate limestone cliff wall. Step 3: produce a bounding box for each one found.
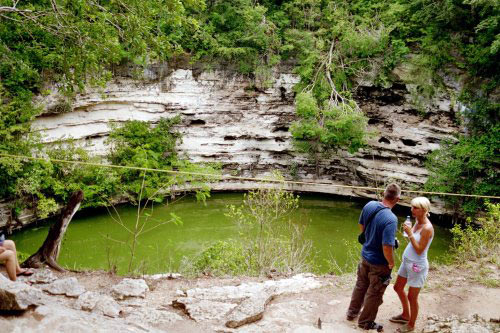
[4,64,461,228]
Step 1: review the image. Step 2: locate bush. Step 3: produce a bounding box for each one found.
[425,126,499,216]
[191,240,252,276]
[225,172,312,276]
[450,202,500,262]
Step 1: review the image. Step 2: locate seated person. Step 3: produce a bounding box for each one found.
[0,237,33,281]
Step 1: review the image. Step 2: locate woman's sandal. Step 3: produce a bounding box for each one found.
[389,314,409,324]
[16,269,34,277]
[396,324,415,332]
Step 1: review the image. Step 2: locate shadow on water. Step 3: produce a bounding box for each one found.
[11,193,452,275]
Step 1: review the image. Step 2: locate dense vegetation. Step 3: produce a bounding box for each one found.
[0,0,498,217]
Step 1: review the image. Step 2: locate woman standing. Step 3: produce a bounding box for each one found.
[391,197,434,332]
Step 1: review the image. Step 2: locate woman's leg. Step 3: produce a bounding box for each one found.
[407,287,421,328]
[0,249,17,281]
[393,274,410,320]
[2,240,23,274]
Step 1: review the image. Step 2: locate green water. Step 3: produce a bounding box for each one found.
[11,193,452,274]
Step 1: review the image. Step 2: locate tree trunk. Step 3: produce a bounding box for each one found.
[22,191,84,271]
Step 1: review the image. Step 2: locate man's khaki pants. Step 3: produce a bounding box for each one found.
[347,258,392,328]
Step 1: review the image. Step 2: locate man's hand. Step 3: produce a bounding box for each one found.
[382,245,395,270]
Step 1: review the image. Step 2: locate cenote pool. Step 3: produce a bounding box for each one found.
[11,193,452,275]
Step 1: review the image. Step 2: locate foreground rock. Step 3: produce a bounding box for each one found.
[0,275,46,310]
[43,277,85,297]
[422,314,500,333]
[27,269,57,284]
[173,273,324,329]
[2,266,499,332]
[124,307,184,328]
[76,291,122,318]
[112,278,149,300]
[225,294,273,328]
[0,303,163,333]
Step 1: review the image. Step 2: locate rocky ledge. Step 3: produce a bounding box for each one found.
[0,270,326,332]
[1,267,499,333]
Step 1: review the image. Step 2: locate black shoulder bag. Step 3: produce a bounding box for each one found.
[358,206,399,249]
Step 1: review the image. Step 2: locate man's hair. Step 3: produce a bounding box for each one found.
[384,183,401,201]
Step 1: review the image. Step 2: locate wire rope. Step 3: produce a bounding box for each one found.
[0,153,498,200]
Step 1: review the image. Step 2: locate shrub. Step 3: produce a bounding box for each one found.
[450,202,500,263]
[191,240,252,276]
[225,172,312,276]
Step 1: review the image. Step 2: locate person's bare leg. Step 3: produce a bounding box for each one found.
[407,287,421,328]
[0,249,17,281]
[2,240,23,274]
[393,275,410,320]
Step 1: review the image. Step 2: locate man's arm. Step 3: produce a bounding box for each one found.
[382,245,394,269]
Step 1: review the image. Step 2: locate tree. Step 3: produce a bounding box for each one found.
[23,190,84,271]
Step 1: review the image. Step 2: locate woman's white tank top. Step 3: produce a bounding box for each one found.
[403,227,433,264]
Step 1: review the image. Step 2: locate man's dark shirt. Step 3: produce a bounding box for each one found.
[359,201,397,265]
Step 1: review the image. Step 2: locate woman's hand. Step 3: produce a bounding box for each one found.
[403,223,413,237]
[0,247,5,254]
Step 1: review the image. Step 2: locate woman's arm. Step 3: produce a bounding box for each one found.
[405,225,433,255]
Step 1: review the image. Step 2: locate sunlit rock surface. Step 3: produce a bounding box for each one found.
[0,275,47,311]
[173,273,324,328]
[111,278,149,300]
[43,277,86,297]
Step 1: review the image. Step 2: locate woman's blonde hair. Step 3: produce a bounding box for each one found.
[411,197,431,217]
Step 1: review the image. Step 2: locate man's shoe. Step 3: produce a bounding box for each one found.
[346,313,358,321]
[359,321,383,332]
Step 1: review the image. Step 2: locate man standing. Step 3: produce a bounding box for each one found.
[347,183,401,331]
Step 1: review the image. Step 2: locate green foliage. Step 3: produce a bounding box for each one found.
[0,0,206,198]
[425,90,499,216]
[450,202,500,262]
[191,240,250,276]
[35,196,59,219]
[108,116,219,203]
[290,92,369,176]
[425,129,499,215]
[0,117,219,219]
[10,145,120,214]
